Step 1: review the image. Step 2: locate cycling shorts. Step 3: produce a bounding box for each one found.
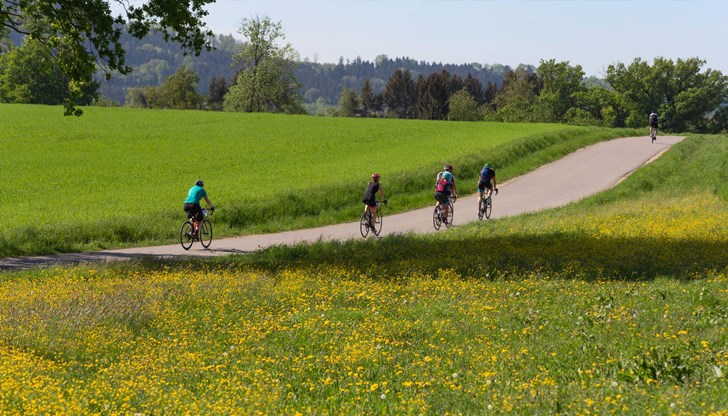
[183,203,204,221]
[434,191,450,204]
[477,178,493,192]
[363,196,377,207]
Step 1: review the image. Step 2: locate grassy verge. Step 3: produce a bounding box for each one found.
[1,103,638,256]
[0,136,725,414]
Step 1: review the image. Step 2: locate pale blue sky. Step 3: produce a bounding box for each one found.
[204,0,727,77]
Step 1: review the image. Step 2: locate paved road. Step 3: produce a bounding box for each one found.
[0,135,684,271]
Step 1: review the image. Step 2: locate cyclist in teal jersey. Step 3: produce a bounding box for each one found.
[434,164,458,224]
[183,180,215,231]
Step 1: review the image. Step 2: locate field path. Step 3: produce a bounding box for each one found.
[1,135,684,271]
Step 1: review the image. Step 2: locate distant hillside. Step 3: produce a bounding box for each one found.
[91,29,521,107]
[94,30,240,105]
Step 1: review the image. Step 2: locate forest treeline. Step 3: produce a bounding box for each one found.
[2,27,727,133]
[96,30,517,112]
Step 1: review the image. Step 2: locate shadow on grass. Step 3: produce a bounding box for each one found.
[3,232,724,281]
[239,232,728,281]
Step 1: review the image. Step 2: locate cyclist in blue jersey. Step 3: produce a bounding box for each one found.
[478,162,498,200]
[183,180,215,234]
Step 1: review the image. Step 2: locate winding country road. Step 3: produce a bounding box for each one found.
[0,135,684,271]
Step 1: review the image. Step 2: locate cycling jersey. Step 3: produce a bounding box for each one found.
[185,185,207,204]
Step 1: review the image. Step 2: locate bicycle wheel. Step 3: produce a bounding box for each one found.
[478,198,485,221]
[445,202,455,228]
[180,221,194,250]
[199,219,213,248]
[372,210,383,236]
[360,212,370,238]
[433,206,442,230]
[484,198,492,220]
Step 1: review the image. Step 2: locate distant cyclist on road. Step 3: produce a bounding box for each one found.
[184,180,214,234]
[478,162,499,207]
[363,173,386,228]
[434,164,458,224]
[649,111,659,142]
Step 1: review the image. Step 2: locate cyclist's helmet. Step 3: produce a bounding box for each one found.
[442,171,454,182]
[371,173,380,182]
[444,164,453,172]
[195,179,204,187]
[485,162,491,168]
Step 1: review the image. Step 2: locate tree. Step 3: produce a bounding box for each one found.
[606,57,728,131]
[155,66,202,109]
[223,16,303,114]
[568,86,622,127]
[383,69,417,118]
[0,38,98,104]
[483,81,498,110]
[605,58,660,128]
[535,59,585,122]
[361,78,374,117]
[417,70,451,120]
[490,68,542,122]
[1,0,214,115]
[126,87,152,108]
[207,76,228,111]
[338,88,360,117]
[448,89,480,121]
[463,73,485,104]
[124,67,200,109]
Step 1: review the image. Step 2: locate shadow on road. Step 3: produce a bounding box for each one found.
[0,252,167,272]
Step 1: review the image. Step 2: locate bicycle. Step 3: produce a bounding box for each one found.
[650,126,657,143]
[360,200,386,238]
[478,191,495,221]
[433,195,456,230]
[180,207,214,250]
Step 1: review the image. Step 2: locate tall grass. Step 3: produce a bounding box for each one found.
[1,104,638,256]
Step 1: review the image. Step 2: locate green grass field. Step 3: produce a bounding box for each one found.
[1,104,639,256]
[0,134,726,414]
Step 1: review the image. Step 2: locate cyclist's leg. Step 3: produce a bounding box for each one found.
[191,204,204,230]
[443,194,451,222]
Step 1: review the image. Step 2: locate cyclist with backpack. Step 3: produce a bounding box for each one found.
[649,112,659,142]
[184,179,215,235]
[434,164,458,224]
[362,173,386,228]
[478,162,499,208]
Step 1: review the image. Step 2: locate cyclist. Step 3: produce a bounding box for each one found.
[363,173,386,228]
[649,111,658,142]
[434,164,458,224]
[478,162,499,209]
[183,179,214,235]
